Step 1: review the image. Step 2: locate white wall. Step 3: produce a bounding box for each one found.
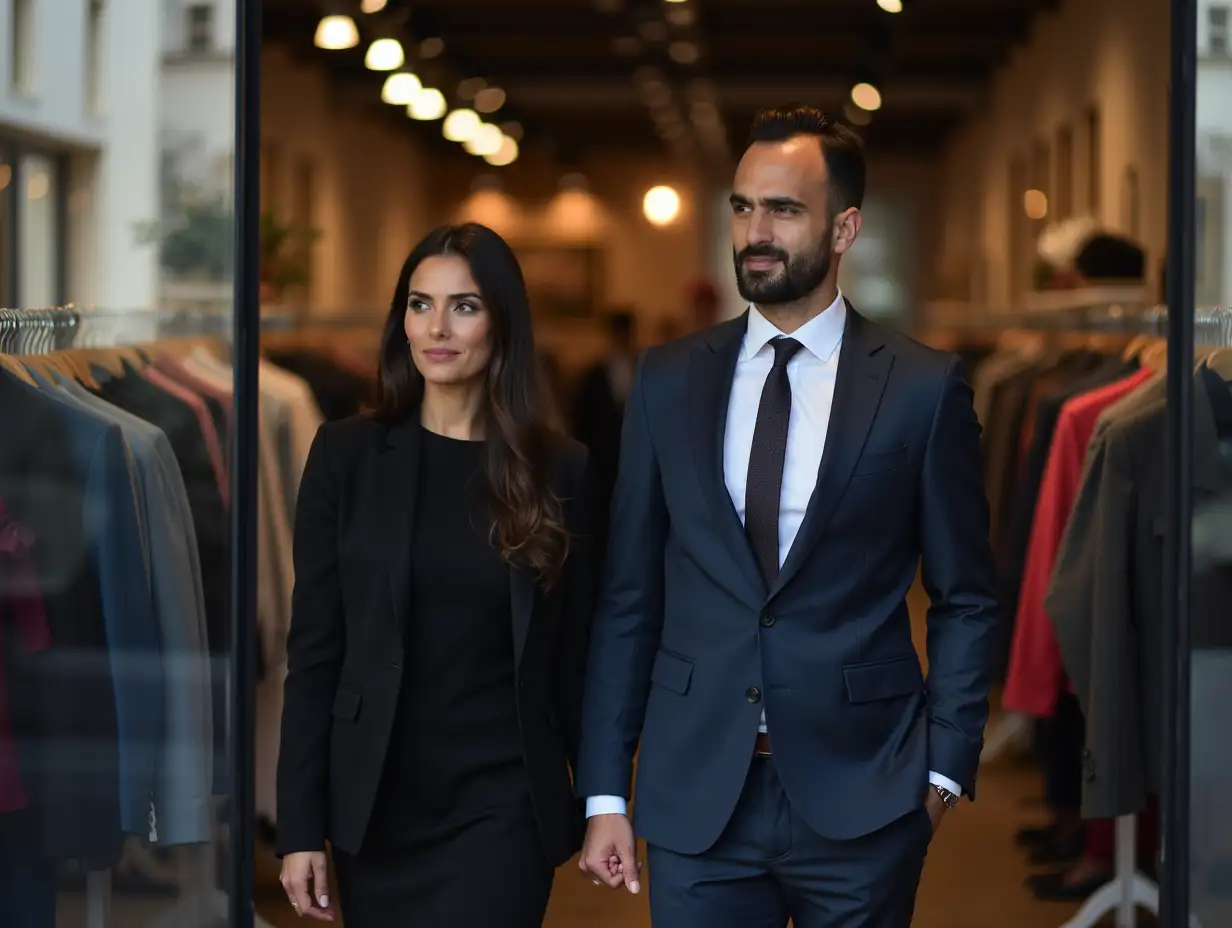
[0,0,162,310]
[936,0,1171,311]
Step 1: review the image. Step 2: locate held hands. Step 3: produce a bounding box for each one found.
[579,813,643,894]
[280,851,335,921]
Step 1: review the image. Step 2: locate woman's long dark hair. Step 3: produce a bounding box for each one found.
[373,223,569,587]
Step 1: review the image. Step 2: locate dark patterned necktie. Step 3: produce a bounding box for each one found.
[744,337,803,586]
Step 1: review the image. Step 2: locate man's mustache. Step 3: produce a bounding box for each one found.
[736,246,788,264]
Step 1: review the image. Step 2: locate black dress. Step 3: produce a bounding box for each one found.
[331,427,554,927]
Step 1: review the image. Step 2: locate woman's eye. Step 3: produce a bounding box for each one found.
[407,300,429,312]
[455,301,477,313]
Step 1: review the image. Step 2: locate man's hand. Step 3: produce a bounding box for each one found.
[579,813,642,893]
[924,788,948,834]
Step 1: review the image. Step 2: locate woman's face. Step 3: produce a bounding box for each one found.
[404,254,494,388]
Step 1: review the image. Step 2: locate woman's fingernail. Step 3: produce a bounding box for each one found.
[319,895,329,907]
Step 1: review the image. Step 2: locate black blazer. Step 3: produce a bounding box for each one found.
[276,412,596,865]
[576,305,1000,855]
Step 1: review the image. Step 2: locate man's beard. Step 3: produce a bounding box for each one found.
[733,238,831,305]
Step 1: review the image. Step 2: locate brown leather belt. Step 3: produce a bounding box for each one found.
[754,732,772,756]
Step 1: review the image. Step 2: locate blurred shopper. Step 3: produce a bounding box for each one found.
[276,223,596,926]
[570,309,638,554]
[576,105,999,926]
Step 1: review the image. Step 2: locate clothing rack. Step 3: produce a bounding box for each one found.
[949,301,1232,928]
[1,306,279,928]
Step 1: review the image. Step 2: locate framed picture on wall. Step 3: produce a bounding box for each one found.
[513,243,603,320]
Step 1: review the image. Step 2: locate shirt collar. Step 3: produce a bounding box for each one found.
[742,290,847,363]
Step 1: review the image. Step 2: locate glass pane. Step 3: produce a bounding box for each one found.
[0,0,241,924]
[1190,7,1232,918]
[18,153,58,306]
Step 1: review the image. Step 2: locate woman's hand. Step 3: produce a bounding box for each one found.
[280,851,335,921]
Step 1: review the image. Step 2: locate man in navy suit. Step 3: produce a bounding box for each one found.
[576,105,999,926]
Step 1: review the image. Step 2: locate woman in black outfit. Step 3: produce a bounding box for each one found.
[276,223,596,925]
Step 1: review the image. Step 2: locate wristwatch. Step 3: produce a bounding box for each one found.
[932,785,960,808]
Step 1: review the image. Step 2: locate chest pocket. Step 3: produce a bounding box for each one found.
[852,444,908,479]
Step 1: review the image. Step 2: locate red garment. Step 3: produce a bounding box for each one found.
[154,357,234,445]
[141,365,230,508]
[1002,368,1154,716]
[0,499,52,813]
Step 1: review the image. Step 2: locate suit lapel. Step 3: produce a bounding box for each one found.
[380,414,421,642]
[773,304,893,597]
[689,312,765,598]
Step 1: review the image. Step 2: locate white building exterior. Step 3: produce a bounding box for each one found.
[1196,0,1232,307]
[0,0,162,311]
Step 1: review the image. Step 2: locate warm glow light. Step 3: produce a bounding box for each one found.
[361,0,386,11]
[443,108,481,142]
[463,123,504,157]
[485,135,519,167]
[850,82,882,112]
[364,38,404,71]
[381,72,422,105]
[1023,189,1049,220]
[642,185,681,226]
[313,15,358,50]
[474,87,506,113]
[408,88,446,120]
[876,0,903,12]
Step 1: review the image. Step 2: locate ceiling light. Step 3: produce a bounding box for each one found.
[668,41,699,64]
[485,136,520,167]
[665,0,689,4]
[360,0,386,12]
[381,72,422,105]
[876,0,903,11]
[419,37,444,58]
[850,82,882,111]
[313,15,358,50]
[365,38,404,71]
[464,123,504,157]
[643,185,681,226]
[1023,189,1048,220]
[408,87,447,120]
[443,108,481,142]
[474,87,506,113]
[500,121,524,142]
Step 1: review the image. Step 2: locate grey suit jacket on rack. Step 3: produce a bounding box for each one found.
[1045,361,1232,820]
[39,370,214,846]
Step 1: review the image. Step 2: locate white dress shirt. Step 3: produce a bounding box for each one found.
[586,293,961,818]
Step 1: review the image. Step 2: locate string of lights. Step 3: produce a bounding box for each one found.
[311,1,521,166]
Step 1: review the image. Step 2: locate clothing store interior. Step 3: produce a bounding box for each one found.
[0,0,1230,925]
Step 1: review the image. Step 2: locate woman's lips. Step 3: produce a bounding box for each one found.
[422,348,459,360]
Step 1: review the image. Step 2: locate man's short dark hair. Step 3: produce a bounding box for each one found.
[746,105,866,213]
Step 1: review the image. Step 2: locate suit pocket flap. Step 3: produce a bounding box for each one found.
[852,445,908,478]
[651,649,694,695]
[332,687,362,721]
[843,657,923,703]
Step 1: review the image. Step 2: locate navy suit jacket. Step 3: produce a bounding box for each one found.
[576,306,999,855]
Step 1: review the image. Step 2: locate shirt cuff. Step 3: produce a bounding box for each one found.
[585,795,628,818]
[929,771,963,798]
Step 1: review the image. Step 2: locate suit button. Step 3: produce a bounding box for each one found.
[389,661,400,670]
[746,686,762,703]
[759,612,776,627]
